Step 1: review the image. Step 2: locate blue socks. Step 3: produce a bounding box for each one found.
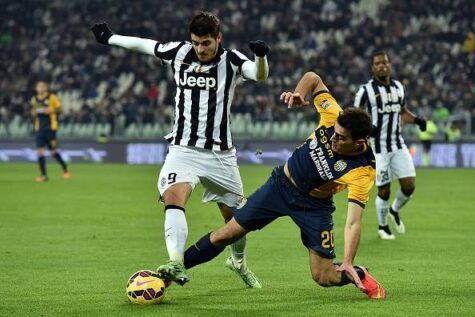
[38,156,46,176]
[184,232,225,269]
[334,262,366,286]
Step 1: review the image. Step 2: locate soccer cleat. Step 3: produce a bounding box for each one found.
[378,225,395,240]
[63,172,71,180]
[355,266,386,299]
[35,176,48,182]
[389,208,405,234]
[225,257,262,288]
[156,260,189,286]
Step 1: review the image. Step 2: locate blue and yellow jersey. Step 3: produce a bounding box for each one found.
[286,90,376,208]
[30,93,61,132]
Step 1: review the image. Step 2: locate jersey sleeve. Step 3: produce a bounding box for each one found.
[313,91,342,128]
[353,86,368,109]
[50,94,61,111]
[394,80,406,108]
[228,49,251,76]
[30,97,36,108]
[154,41,185,65]
[338,166,375,208]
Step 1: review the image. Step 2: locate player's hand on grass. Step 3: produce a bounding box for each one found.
[280,91,309,108]
[249,40,270,57]
[91,23,114,45]
[337,262,365,291]
[414,117,427,132]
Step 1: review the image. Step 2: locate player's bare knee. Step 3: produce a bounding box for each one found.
[378,185,391,200]
[401,185,415,196]
[211,221,245,247]
[210,228,237,247]
[218,203,233,222]
[162,190,185,207]
[311,272,333,287]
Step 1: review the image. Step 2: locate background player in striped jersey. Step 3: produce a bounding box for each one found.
[30,81,70,182]
[354,51,427,240]
[91,12,270,287]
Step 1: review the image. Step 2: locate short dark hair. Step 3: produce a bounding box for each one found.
[371,50,391,64]
[189,11,220,37]
[337,108,372,140]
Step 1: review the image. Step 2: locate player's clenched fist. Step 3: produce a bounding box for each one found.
[280,91,309,108]
[249,40,270,57]
[91,23,114,45]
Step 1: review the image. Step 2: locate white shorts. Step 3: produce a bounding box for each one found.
[157,145,245,208]
[375,147,416,186]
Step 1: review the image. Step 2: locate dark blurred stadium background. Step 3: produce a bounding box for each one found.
[0,0,474,164]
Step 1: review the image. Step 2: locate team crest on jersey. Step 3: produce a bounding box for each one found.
[309,137,318,150]
[160,177,167,187]
[334,160,347,172]
[320,99,331,110]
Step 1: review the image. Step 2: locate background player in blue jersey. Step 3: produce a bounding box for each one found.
[30,81,70,182]
[161,72,386,299]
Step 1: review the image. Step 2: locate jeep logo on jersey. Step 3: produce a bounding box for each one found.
[378,104,401,114]
[179,72,217,90]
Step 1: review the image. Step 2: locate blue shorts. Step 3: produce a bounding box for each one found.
[234,166,336,258]
[35,130,58,150]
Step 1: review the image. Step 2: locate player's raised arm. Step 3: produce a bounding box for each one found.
[91,23,157,56]
[280,72,329,108]
[241,40,270,81]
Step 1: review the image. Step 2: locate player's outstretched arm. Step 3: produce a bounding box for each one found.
[280,72,329,108]
[91,23,157,56]
[241,40,270,81]
[338,202,365,290]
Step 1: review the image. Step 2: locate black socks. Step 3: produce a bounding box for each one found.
[38,156,46,176]
[53,153,67,172]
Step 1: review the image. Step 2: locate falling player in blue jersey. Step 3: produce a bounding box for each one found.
[160,72,386,299]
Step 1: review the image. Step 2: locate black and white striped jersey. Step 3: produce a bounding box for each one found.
[354,78,406,154]
[154,41,249,151]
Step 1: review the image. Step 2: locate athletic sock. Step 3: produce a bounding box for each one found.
[53,153,68,172]
[378,225,392,234]
[164,206,188,263]
[184,232,225,269]
[422,153,430,167]
[335,264,366,286]
[375,196,390,226]
[38,156,47,176]
[391,188,411,212]
[229,235,247,272]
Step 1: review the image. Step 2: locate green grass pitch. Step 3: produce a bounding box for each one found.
[0,163,474,316]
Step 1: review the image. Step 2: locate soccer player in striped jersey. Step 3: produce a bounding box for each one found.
[30,81,70,182]
[91,12,270,287]
[354,51,427,240]
[178,72,385,299]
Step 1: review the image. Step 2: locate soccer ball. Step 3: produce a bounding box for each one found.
[126,270,166,304]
